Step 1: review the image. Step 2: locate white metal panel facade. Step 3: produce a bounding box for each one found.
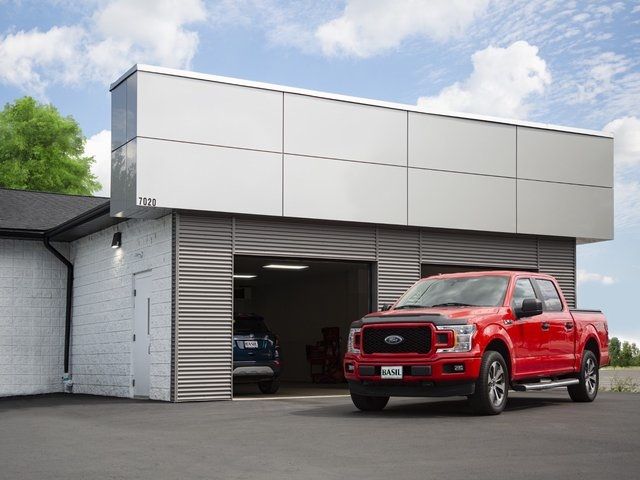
[517,180,613,239]
[111,65,614,243]
[284,155,407,225]
[517,127,613,187]
[284,93,407,166]
[408,169,516,233]
[137,72,283,152]
[137,138,283,216]
[408,113,516,177]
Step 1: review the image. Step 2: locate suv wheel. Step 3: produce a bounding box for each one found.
[568,350,598,402]
[350,393,389,411]
[469,350,509,415]
[258,379,280,394]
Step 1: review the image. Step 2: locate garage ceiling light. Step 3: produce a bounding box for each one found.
[233,274,257,279]
[263,264,309,270]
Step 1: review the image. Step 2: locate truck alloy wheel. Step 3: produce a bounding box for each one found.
[568,350,598,402]
[469,350,509,415]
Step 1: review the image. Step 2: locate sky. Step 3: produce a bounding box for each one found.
[1,0,639,342]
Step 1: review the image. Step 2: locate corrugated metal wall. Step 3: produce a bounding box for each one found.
[173,213,576,401]
[377,228,421,308]
[174,215,233,401]
[538,238,577,308]
[421,231,539,270]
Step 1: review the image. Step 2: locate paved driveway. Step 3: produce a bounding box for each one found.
[1,391,638,480]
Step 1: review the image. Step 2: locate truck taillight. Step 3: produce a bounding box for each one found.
[348,328,362,354]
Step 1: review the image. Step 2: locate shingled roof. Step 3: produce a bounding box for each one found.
[0,188,109,234]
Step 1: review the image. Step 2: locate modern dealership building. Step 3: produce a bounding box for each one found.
[0,65,613,402]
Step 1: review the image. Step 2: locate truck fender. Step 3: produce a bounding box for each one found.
[577,324,603,365]
[479,324,516,377]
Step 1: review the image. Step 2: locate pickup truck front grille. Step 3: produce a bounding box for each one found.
[362,326,432,354]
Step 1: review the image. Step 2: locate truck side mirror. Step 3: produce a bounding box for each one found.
[380,304,392,311]
[517,298,543,318]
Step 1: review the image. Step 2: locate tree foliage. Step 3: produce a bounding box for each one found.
[609,337,640,367]
[0,96,100,195]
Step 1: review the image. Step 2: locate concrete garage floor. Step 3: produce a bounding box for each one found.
[233,381,349,399]
[1,391,639,480]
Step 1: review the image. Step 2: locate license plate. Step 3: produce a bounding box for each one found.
[244,341,259,348]
[381,366,403,379]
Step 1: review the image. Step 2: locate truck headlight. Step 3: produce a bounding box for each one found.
[347,328,361,354]
[436,325,476,353]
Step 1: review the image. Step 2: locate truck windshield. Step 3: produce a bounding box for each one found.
[394,276,509,309]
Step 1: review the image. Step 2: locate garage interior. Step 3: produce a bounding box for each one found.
[233,256,371,397]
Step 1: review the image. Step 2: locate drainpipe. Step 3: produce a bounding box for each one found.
[43,237,73,389]
[42,202,112,392]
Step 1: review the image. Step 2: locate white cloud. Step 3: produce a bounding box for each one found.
[0,0,206,96]
[604,116,640,167]
[315,0,490,58]
[0,26,85,97]
[84,130,112,197]
[577,269,616,285]
[569,52,630,104]
[614,179,640,229]
[417,41,551,118]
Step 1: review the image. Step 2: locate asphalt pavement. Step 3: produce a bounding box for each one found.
[0,390,638,480]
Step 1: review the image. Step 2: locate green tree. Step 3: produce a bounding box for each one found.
[0,96,100,195]
[609,337,621,367]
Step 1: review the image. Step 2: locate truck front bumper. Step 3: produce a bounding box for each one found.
[348,380,475,397]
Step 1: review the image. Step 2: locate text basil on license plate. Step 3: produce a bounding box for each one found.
[381,366,403,379]
[244,340,259,348]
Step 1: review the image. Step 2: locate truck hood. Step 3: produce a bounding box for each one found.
[351,306,499,327]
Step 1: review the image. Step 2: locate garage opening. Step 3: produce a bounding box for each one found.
[233,256,372,398]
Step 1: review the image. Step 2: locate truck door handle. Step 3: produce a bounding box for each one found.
[565,322,574,330]
[541,322,550,331]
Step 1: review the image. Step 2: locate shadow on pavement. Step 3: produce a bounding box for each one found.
[291,394,572,419]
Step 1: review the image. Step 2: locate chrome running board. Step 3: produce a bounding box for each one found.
[512,378,579,391]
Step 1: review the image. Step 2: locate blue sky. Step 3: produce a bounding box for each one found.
[1,0,639,341]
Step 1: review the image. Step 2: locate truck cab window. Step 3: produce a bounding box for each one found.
[536,279,563,312]
[512,278,536,310]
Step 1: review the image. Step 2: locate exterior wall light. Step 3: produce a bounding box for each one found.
[111,231,122,249]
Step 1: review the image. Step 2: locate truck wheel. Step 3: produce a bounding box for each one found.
[568,350,598,402]
[469,350,509,415]
[258,379,280,394]
[350,393,389,412]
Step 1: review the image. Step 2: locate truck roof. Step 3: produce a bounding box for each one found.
[423,270,556,280]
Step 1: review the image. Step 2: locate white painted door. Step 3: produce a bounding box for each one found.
[133,271,152,397]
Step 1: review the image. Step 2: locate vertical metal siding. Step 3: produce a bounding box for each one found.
[420,230,538,269]
[377,228,421,308]
[538,238,576,308]
[234,218,377,260]
[175,214,233,401]
[172,213,576,401]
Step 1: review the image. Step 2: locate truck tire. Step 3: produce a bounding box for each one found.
[350,392,389,412]
[568,350,598,402]
[469,350,509,415]
[258,379,280,394]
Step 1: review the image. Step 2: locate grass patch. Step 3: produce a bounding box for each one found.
[607,376,640,393]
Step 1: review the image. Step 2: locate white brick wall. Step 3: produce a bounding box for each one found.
[70,215,172,401]
[0,239,67,397]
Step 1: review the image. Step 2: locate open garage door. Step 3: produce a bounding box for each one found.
[233,255,371,398]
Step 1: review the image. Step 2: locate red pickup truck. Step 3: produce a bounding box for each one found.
[344,271,609,415]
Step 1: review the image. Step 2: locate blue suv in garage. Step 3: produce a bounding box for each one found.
[233,314,282,394]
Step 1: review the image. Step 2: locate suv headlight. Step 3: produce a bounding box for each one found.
[347,328,361,354]
[436,325,476,353]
